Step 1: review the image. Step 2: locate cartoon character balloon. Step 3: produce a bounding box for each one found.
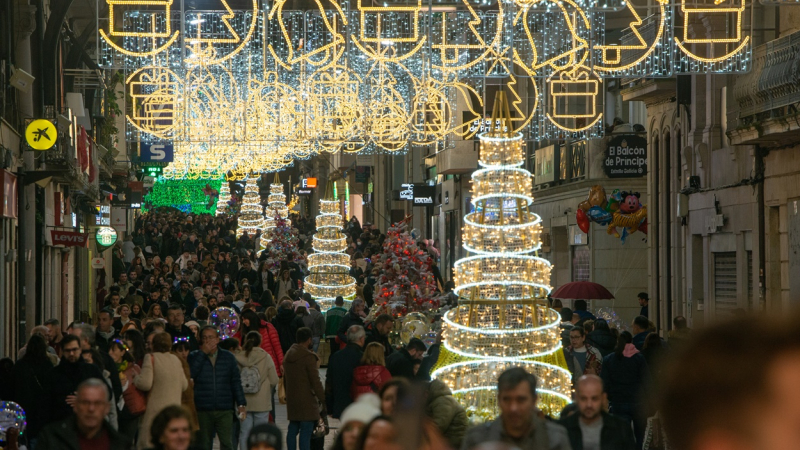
[577,185,647,243]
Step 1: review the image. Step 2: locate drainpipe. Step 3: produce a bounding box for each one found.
[754,145,767,310]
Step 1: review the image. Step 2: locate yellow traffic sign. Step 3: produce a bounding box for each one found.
[25,119,57,150]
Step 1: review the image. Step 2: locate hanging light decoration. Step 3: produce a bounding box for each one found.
[432,92,570,421]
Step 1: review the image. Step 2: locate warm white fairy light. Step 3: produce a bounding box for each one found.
[305,196,356,310]
[216,180,231,216]
[237,177,263,238]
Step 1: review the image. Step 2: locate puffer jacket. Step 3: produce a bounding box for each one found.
[350,364,392,399]
[425,379,469,449]
[234,321,285,377]
[188,349,247,411]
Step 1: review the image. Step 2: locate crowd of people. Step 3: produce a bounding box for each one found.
[3,208,797,450]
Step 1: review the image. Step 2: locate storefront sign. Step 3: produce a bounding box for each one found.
[399,184,435,206]
[604,135,647,178]
[140,142,174,162]
[25,119,57,150]
[50,230,89,247]
[95,226,118,247]
[91,257,105,269]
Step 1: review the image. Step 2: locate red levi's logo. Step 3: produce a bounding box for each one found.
[50,230,89,248]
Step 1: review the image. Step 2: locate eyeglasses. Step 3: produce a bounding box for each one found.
[63,346,81,354]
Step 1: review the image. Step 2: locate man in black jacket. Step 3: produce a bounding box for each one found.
[325,325,365,418]
[336,299,367,344]
[46,335,106,423]
[39,378,128,450]
[237,259,259,290]
[559,375,636,450]
[386,338,427,379]
[364,314,395,358]
[165,303,199,351]
[71,324,122,406]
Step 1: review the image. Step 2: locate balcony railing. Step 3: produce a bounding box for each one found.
[732,29,800,126]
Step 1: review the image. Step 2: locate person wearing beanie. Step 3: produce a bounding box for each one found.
[331,394,381,450]
[247,423,282,450]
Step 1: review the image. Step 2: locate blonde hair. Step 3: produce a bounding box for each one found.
[361,342,386,366]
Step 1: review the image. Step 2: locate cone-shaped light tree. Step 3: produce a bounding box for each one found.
[263,172,291,232]
[304,181,357,310]
[432,92,571,420]
[216,180,231,216]
[237,176,264,238]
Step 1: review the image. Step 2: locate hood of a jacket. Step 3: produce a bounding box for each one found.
[428,379,453,399]
[284,343,315,364]
[275,308,296,323]
[352,365,384,385]
[235,347,268,366]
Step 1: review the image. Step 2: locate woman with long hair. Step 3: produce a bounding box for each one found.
[134,333,188,449]
[114,304,133,330]
[11,334,54,447]
[234,309,284,376]
[255,260,274,296]
[600,330,649,447]
[143,274,158,295]
[235,331,279,449]
[351,342,393,400]
[130,302,145,321]
[147,303,164,320]
[171,338,199,434]
[275,270,293,301]
[108,339,144,446]
[123,328,147,368]
[148,405,193,450]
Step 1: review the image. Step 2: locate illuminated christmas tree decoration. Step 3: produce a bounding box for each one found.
[263,173,291,240]
[304,181,357,310]
[433,92,570,419]
[216,180,231,216]
[237,176,264,239]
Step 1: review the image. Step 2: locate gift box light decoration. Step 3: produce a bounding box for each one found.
[236,176,264,238]
[433,92,571,420]
[100,0,752,178]
[304,181,357,310]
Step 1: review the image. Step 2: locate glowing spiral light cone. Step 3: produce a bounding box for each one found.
[433,92,571,421]
[262,172,291,252]
[237,177,264,238]
[216,181,231,216]
[304,181,356,310]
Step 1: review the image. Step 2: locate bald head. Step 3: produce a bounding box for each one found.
[575,375,605,423]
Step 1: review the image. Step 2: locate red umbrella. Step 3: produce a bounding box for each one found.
[551,281,615,300]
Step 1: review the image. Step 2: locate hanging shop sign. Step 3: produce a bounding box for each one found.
[412,185,435,206]
[140,142,174,162]
[25,119,57,150]
[603,135,647,178]
[50,230,90,248]
[91,257,105,269]
[95,226,118,248]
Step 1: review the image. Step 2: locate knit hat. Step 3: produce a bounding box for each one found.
[340,393,381,426]
[185,320,200,329]
[247,423,282,450]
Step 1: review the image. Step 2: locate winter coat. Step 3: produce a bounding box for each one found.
[36,416,127,450]
[166,323,199,351]
[47,360,105,423]
[364,322,395,358]
[11,356,54,439]
[188,349,247,412]
[601,350,649,406]
[350,364,392,399]
[386,348,416,379]
[325,343,363,418]
[134,352,188,450]
[461,414,571,450]
[235,347,280,412]
[564,344,603,384]
[272,308,305,353]
[425,380,469,449]
[559,411,636,450]
[95,328,120,353]
[175,355,199,433]
[304,308,326,337]
[587,329,617,357]
[233,321,285,376]
[324,306,348,338]
[275,279,294,300]
[283,343,326,422]
[337,311,365,343]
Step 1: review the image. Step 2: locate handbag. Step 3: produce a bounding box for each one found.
[277,377,287,405]
[123,361,148,415]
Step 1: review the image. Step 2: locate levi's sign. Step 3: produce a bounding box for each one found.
[51,230,89,247]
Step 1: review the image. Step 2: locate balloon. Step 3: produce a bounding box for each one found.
[0,401,26,441]
[209,307,239,339]
[639,219,648,234]
[576,209,590,234]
